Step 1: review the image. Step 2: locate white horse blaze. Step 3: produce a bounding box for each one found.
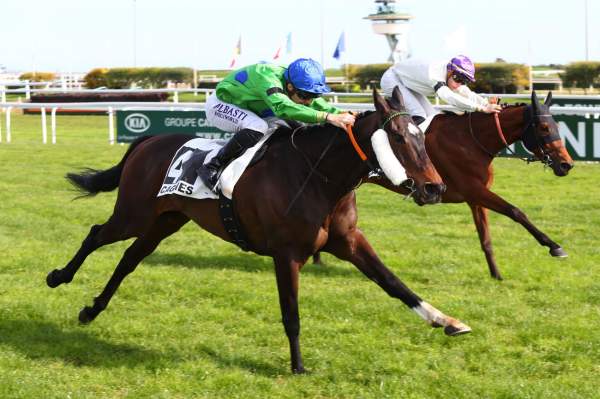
[371,129,407,185]
[408,123,421,136]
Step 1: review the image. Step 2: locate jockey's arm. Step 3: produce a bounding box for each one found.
[262,90,328,123]
[436,84,495,113]
[456,85,489,107]
[310,97,341,115]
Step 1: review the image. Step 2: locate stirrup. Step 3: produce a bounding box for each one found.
[198,166,221,192]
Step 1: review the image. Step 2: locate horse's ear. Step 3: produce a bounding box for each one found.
[544,91,553,106]
[392,86,406,109]
[531,90,539,106]
[373,87,388,114]
[531,90,539,113]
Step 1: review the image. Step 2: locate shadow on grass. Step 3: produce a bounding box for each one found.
[195,343,285,377]
[0,317,176,369]
[144,251,360,279]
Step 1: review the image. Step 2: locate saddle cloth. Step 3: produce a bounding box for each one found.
[157,131,273,200]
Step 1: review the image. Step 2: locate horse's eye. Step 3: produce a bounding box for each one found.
[540,122,550,132]
[393,134,405,144]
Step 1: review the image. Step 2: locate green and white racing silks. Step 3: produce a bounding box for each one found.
[216,63,341,124]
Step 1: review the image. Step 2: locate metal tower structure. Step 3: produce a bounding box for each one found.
[364,0,413,63]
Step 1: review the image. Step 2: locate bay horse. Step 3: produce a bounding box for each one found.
[314,91,573,280]
[46,88,470,374]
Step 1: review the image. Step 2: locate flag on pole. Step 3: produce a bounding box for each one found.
[229,35,242,68]
[273,33,292,61]
[285,32,292,54]
[332,31,346,60]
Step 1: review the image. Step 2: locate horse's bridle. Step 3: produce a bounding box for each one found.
[468,106,559,167]
[284,110,410,215]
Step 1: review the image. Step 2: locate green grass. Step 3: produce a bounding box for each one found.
[1,114,599,398]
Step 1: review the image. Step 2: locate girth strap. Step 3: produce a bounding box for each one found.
[218,194,250,251]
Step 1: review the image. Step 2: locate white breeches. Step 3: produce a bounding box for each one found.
[380,69,438,119]
[205,93,269,134]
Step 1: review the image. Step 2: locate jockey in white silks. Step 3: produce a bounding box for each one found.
[380,55,501,127]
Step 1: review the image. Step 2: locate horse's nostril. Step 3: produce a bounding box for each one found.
[424,182,444,196]
[561,162,573,172]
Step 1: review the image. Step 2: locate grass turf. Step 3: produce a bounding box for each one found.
[0,114,599,398]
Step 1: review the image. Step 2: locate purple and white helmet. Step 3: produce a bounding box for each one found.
[447,55,476,82]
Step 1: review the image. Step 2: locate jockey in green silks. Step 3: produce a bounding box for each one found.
[194,58,355,192]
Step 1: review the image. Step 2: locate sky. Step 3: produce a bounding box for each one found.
[0,0,598,73]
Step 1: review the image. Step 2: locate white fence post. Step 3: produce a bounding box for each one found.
[108,107,115,145]
[173,90,179,103]
[41,107,47,144]
[51,107,57,144]
[25,82,31,100]
[0,85,6,103]
[6,106,12,143]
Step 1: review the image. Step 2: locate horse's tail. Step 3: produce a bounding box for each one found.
[66,135,153,197]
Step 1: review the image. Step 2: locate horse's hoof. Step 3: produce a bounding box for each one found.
[550,247,568,258]
[292,366,307,375]
[444,322,472,336]
[46,269,63,288]
[491,274,504,281]
[78,307,95,325]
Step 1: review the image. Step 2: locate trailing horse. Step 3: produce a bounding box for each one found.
[46,88,470,374]
[315,91,574,280]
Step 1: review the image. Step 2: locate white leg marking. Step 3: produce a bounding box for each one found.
[412,301,448,326]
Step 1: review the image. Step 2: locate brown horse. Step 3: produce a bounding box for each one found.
[46,88,470,374]
[315,91,573,280]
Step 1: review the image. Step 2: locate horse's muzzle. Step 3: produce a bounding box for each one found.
[417,182,446,205]
[554,161,574,177]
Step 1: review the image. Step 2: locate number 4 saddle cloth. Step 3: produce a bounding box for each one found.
[157,132,273,201]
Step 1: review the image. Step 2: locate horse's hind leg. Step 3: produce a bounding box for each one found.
[469,203,502,280]
[46,216,131,288]
[78,212,188,324]
[323,228,471,336]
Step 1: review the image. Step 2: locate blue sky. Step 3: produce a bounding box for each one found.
[1,0,598,73]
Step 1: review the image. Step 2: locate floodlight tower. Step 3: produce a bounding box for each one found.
[364,0,413,63]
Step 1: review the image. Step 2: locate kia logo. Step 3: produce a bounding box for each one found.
[124,113,151,133]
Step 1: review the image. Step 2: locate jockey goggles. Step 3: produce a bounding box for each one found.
[451,73,469,85]
[295,88,322,100]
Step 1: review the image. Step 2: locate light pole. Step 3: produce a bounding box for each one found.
[133,0,137,67]
[584,0,589,61]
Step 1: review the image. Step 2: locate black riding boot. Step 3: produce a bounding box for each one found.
[197,128,263,192]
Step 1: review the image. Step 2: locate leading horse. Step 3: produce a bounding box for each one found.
[46,88,469,374]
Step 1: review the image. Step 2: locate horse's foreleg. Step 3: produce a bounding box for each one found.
[78,213,188,324]
[273,254,305,374]
[323,229,471,336]
[47,218,130,288]
[312,252,322,265]
[468,188,567,257]
[469,204,502,280]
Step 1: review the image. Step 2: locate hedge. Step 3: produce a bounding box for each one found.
[84,67,193,89]
[471,63,529,94]
[18,72,56,81]
[346,63,392,89]
[560,62,600,89]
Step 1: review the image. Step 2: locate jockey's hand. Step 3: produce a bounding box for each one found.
[480,103,502,114]
[488,97,500,105]
[326,112,356,129]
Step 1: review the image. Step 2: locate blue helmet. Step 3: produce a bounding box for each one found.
[284,58,331,94]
